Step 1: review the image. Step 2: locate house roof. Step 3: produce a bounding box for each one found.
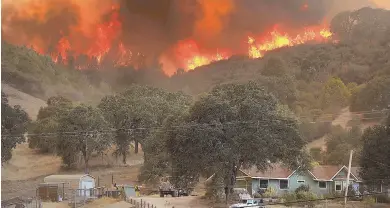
[309,165,344,181]
[240,164,294,179]
[350,167,362,181]
[44,174,95,181]
[309,165,361,181]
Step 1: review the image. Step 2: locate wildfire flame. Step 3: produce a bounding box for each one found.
[173,25,333,70]
[247,26,332,59]
[3,0,333,74]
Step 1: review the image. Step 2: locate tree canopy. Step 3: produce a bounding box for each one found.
[166,82,309,199]
[359,115,390,185]
[29,96,73,153]
[1,91,31,163]
[57,105,113,171]
[98,85,192,171]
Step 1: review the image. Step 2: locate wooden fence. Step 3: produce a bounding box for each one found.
[128,198,159,208]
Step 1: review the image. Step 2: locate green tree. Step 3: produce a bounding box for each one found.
[1,92,31,163]
[98,85,192,171]
[57,105,113,171]
[360,115,390,186]
[320,77,351,111]
[29,96,73,153]
[350,76,390,112]
[324,125,362,165]
[166,82,309,200]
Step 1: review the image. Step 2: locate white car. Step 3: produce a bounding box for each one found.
[229,199,266,208]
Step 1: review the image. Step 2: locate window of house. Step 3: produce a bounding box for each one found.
[335,181,342,191]
[297,180,305,184]
[319,181,327,189]
[259,179,269,189]
[279,180,288,189]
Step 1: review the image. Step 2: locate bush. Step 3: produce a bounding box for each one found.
[363,196,376,207]
[295,185,310,194]
[262,187,277,198]
[282,191,319,208]
[376,194,390,204]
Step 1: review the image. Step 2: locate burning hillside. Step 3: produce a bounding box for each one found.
[2,0,384,75]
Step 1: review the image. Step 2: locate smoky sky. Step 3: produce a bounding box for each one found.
[116,0,331,54]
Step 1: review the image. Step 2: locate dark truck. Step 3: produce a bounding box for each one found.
[158,176,194,197]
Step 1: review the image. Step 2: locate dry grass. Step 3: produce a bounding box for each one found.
[2,83,47,120]
[80,197,120,208]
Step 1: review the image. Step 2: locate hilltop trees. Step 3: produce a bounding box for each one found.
[320,77,351,112]
[350,76,390,112]
[166,82,309,199]
[1,92,31,163]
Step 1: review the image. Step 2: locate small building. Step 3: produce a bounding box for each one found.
[37,182,66,202]
[43,174,95,198]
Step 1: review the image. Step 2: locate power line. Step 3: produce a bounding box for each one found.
[2,114,388,139]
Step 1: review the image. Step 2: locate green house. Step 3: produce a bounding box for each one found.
[236,164,362,197]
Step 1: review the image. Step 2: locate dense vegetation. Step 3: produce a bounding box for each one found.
[360,115,390,186]
[1,92,31,163]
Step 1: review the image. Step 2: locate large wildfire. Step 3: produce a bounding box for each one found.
[2,0,386,75]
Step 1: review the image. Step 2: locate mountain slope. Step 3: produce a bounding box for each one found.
[1,84,46,120]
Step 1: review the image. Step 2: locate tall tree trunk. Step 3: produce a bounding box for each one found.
[85,157,89,174]
[122,150,127,164]
[134,140,139,154]
[82,150,89,174]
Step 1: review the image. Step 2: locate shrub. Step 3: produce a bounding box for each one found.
[363,196,376,207]
[295,185,310,194]
[282,191,319,208]
[262,187,277,198]
[376,194,390,204]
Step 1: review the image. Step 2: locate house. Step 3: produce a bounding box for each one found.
[236,164,362,197]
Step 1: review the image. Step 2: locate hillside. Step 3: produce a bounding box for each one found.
[1,42,111,103]
[1,84,46,120]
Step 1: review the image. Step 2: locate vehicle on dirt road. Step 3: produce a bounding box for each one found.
[158,176,194,197]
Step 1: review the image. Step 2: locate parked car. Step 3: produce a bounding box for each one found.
[229,198,266,208]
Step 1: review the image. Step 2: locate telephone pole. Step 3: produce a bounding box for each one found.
[344,150,353,207]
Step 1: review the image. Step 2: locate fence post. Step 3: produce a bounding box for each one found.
[140,199,143,208]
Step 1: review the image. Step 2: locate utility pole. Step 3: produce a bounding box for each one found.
[85,135,88,174]
[344,150,353,207]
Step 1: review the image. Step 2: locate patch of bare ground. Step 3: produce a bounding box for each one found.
[307,107,352,151]
[1,142,144,200]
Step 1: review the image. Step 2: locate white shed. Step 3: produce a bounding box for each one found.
[43,174,95,197]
